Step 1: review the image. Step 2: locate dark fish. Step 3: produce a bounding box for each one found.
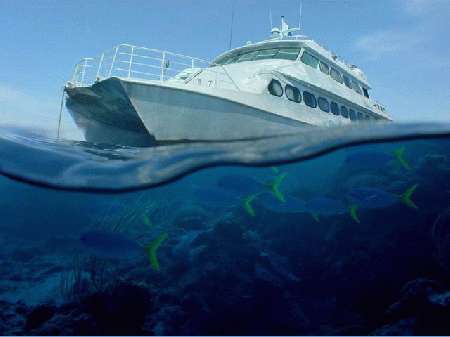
[193,186,237,207]
[345,147,410,170]
[216,174,264,195]
[80,230,142,259]
[80,230,168,271]
[345,150,393,168]
[305,197,346,216]
[258,192,306,213]
[348,184,418,210]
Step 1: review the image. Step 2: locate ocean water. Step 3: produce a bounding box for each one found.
[1,123,450,335]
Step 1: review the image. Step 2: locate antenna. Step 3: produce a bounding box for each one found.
[269,8,273,30]
[298,0,303,30]
[228,0,236,49]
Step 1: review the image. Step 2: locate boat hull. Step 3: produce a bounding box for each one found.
[65,77,310,146]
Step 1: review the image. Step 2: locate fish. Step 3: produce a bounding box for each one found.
[304,197,347,222]
[216,174,265,195]
[348,184,418,209]
[266,172,287,202]
[146,233,168,271]
[345,147,410,170]
[243,193,260,217]
[80,230,168,271]
[257,192,306,214]
[345,150,393,168]
[347,184,418,222]
[192,186,237,207]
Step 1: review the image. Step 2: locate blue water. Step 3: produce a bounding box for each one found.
[1,123,450,335]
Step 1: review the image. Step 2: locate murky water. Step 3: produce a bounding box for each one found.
[1,123,450,335]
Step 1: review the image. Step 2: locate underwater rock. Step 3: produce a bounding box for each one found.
[22,282,154,335]
[432,207,450,274]
[25,304,56,330]
[385,278,441,321]
[143,304,185,335]
[373,278,450,335]
[0,300,27,335]
[372,318,416,336]
[82,283,152,335]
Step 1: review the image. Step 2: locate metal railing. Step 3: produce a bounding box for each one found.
[69,43,239,91]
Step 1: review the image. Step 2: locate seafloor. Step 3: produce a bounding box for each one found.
[1,138,450,335]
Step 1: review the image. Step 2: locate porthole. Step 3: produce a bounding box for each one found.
[341,106,349,118]
[268,79,283,97]
[303,91,317,108]
[349,109,356,121]
[318,97,330,112]
[285,84,301,103]
[330,102,339,115]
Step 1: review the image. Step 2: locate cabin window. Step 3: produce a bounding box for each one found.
[268,79,283,97]
[330,102,339,115]
[330,68,343,84]
[357,112,364,120]
[277,48,301,61]
[215,48,302,65]
[236,51,260,63]
[349,109,356,121]
[300,51,319,69]
[343,75,352,89]
[363,87,370,98]
[351,80,363,94]
[253,48,278,60]
[341,106,349,118]
[319,61,330,75]
[318,97,330,112]
[303,91,317,108]
[285,84,301,103]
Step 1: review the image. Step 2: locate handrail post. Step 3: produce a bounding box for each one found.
[108,46,119,77]
[128,46,135,79]
[71,63,80,85]
[96,53,105,80]
[160,51,166,81]
[80,58,88,86]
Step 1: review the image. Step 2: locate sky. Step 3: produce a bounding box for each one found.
[0,0,449,138]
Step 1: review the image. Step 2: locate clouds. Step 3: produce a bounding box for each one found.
[353,0,449,61]
[353,30,423,60]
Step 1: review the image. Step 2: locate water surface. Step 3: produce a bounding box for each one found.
[1,123,450,335]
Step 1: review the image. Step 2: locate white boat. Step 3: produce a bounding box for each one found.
[64,17,391,146]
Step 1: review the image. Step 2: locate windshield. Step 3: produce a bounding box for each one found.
[214,47,301,66]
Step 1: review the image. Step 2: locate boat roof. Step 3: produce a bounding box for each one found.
[212,20,371,88]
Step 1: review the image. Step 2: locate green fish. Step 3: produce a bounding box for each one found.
[268,172,287,202]
[146,233,169,271]
[243,193,260,217]
[393,147,411,170]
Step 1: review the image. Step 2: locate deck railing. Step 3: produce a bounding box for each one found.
[69,43,239,91]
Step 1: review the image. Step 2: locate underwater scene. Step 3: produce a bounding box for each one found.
[2,124,450,335]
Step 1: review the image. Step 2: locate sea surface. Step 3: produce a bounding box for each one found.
[1,122,450,335]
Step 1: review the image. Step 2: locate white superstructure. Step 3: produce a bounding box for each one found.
[65,17,390,146]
